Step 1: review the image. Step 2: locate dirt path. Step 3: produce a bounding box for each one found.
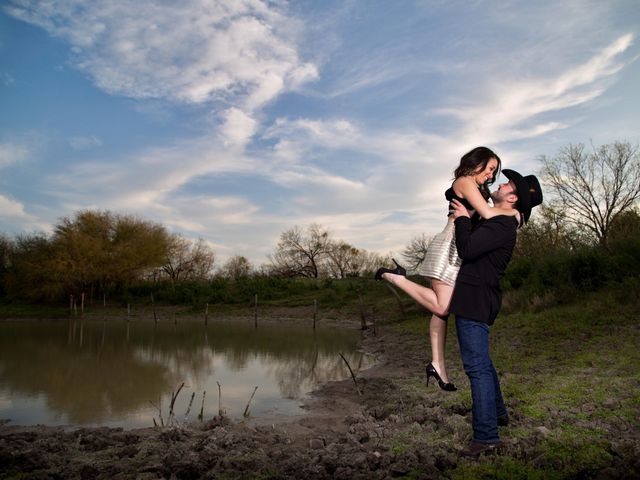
[1,320,638,479]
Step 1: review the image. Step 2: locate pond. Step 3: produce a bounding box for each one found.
[0,318,375,429]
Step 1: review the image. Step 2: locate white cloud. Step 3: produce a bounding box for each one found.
[0,141,31,168]
[438,34,635,146]
[0,194,27,217]
[218,108,257,149]
[4,0,317,112]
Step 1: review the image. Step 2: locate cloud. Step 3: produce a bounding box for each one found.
[438,34,635,146]
[0,141,31,168]
[0,194,28,217]
[4,0,317,111]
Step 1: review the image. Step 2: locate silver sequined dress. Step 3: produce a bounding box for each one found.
[418,188,474,286]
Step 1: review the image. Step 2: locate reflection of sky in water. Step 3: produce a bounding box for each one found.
[0,319,375,428]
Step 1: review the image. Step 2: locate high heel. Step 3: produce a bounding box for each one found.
[426,363,457,391]
[374,258,407,281]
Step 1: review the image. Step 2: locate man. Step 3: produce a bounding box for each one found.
[449,169,543,456]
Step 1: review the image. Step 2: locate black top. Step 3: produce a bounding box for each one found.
[445,187,480,221]
[448,215,518,325]
[445,187,474,214]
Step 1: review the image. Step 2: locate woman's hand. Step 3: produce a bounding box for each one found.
[450,199,470,219]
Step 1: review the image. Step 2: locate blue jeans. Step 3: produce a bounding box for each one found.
[455,315,507,444]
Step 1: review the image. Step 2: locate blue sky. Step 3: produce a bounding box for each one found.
[1,0,639,267]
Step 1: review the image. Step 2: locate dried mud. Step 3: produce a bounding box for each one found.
[1,322,639,479]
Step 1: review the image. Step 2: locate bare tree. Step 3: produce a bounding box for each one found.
[401,233,432,273]
[161,236,215,282]
[540,141,640,247]
[269,224,332,278]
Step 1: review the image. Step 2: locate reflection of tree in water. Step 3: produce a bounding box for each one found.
[265,349,372,399]
[0,321,170,424]
[0,319,370,425]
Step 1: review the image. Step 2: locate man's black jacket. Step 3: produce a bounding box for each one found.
[448,215,518,325]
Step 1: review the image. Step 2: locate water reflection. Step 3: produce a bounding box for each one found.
[0,319,374,428]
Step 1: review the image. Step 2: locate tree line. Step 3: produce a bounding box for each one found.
[0,140,638,305]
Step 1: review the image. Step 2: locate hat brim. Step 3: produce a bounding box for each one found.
[502,169,532,222]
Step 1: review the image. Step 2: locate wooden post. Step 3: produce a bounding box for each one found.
[313,299,317,330]
[103,293,106,308]
[358,293,367,330]
[253,294,258,328]
[384,283,406,318]
[205,303,209,326]
[73,299,78,317]
[81,292,85,317]
[127,303,131,321]
[151,293,157,324]
[69,294,74,316]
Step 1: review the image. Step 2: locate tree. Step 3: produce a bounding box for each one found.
[161,236,215,282]
[513,205,588,259]
[51,210,172,298]
[540,141,640,247]
[219,255,252,280]
[326,241,361,278]
[401,233,432,273]
[269,224,332,278]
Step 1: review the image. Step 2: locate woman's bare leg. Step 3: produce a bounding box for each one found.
[428,280,454,383]
[382,273,455,382]
[381,272,451,316]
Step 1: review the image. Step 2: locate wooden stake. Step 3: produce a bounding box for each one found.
[205,303,209,326]
[243,386,259,417]
[339,352,362,396]
[358,293,367,330]
[384,283,406,318]
[254,294,258,328]
[151,293,157,324]
[198,391,206,421]
[81,292,85,317]
[217,381,223,418]
[313,299,317,330]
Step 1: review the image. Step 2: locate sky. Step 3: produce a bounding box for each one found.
[1,0,639,268]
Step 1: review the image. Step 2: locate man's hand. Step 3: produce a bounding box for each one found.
[451,199,470,219]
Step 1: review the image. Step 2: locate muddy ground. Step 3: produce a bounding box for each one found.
[1,316,639,479]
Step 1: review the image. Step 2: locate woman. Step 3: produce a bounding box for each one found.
[375,147,520,391]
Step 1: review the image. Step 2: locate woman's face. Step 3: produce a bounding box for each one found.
[472,158,498,185]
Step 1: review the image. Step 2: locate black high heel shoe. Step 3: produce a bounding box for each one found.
[426,363,457,391]
[374,258,407,281]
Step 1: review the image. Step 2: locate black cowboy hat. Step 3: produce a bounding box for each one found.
[501,169,543,223]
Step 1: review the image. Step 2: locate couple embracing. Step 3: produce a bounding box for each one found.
[375,146,543,456]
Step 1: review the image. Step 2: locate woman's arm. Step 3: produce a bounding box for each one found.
[452,176,518,219]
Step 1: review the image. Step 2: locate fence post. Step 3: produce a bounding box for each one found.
[254,294,258,328]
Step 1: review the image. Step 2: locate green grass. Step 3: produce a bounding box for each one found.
[384,285,639,478]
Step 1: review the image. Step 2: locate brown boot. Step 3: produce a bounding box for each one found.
[460,441,501,457]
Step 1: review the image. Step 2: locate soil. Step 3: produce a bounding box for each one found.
[1,315,639,479]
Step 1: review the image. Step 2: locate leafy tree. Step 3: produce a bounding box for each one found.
[3,233,61,301]
[326,241,361,278]
[540,141,640,247]
[219,255,253,280]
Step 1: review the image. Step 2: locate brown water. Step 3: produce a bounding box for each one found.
[0,318,373,428]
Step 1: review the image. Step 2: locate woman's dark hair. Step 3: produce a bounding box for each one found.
[454,146,501,200]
